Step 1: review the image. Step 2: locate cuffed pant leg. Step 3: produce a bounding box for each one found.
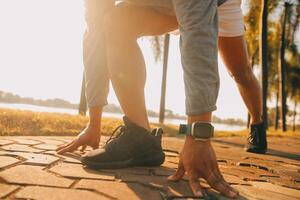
[172,0,220,115]
[83,0,113,108]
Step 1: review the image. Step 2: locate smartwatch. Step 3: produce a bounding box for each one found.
[179,122,214,140]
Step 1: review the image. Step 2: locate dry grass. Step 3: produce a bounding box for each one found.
[0,108,299,137]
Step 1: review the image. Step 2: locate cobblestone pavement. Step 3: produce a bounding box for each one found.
[0,136,299,200]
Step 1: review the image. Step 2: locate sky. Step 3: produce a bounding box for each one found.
[0,0,250,120]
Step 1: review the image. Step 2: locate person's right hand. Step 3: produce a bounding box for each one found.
[56,125,100,154]
[168,136,239,198]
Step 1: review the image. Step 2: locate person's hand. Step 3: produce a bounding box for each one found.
[168,136,239,198]
[56,125,100,154]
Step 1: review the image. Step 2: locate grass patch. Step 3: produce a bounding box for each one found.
[0,108,299,137]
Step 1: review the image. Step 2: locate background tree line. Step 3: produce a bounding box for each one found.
[151,0,300,130]
[245,0,300,131]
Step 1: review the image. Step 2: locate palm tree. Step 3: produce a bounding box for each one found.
[279,3,288,131]
[260,0,269,128]
[150,35,171,123]
[159,34,170,123]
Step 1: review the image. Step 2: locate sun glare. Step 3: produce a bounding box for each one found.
[0,0,247,120]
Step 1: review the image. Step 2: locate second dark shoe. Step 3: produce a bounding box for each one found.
[81,116,165,169]
[245,122,267,154]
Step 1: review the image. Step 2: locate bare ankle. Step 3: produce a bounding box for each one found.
[250,118,263,125]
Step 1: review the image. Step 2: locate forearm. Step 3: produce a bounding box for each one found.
[88,106,103,130]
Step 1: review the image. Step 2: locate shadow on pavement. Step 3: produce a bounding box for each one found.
[213,139,300,161]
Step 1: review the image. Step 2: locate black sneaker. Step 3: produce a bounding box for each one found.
[81,116,165,169]
[245,122,267,154]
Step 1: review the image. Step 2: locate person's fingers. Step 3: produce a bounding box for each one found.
[188,171,202,197]
[167,160,185,181]
[56,141,75,152]
[57,140,81,154]
[207,171,238,199]
[80,145,87,152]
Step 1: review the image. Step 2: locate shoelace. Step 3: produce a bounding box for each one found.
[248,127,259,144]
[105,125,126,144]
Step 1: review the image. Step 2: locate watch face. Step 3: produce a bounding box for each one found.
[192,122,214,139]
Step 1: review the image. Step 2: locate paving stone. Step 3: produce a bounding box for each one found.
[0,183,19,198]
[266,176,300,190]
[0,165,73,187]
[0,151,60,165]
[19,152,59,165]
[46,150,82,163]
[0,150,8,155]
[49,152,83,164]
[33,143,58,151]
[1,136,300,200]
[13,138,41,145]
[165,156,179,164]
[103,167,151,176]
[274,168,300,182]
[35,138,65,145]
[166,181,194,198]
[152,166,176,176]
[60,155,82,164]
[162,138,183,152]
[206,189,249,200]
[222,174,249,185]
[241,157,278,169]
[249,181,300,199]
[219,165,266,182]
[75,179,161,200]
[233,185,299,200]
[1,144,43,153]
[120,174,194,198]
[50,163,115,180]
[44,150,58,155]
[0,156,20,169]
[14,186,106,200]
[164,151,179,157]
[161,161,178,169]
[0,139,14,146]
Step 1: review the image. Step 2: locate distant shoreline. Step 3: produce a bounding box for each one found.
[0,90,246,126]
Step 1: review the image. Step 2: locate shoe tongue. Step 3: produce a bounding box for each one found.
[123,116,137,129]
[251,122,264,130]
[122,116,149,133]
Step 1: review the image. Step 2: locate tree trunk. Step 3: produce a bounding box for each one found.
[293,99,297,132]
[275,91,279,130]
[159,34,170,124]
[279,3,289,132]
[79,72,87,116]
[260,0,269,128]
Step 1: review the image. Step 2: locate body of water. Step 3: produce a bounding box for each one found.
[0,103,246,131]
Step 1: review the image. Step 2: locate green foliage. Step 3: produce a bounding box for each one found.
[244,0,300,129]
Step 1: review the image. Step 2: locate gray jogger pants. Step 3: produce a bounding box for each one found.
[83,0,111,108]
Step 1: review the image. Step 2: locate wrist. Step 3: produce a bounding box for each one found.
[186,135,211,144]
[87,123,100,134]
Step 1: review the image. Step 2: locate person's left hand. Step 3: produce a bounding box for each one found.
[56,125,100,154]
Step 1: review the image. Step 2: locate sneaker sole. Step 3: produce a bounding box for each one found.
[245,147,267,154]
[81,149,165,169]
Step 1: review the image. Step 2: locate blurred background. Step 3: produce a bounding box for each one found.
[0,0,299,133]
